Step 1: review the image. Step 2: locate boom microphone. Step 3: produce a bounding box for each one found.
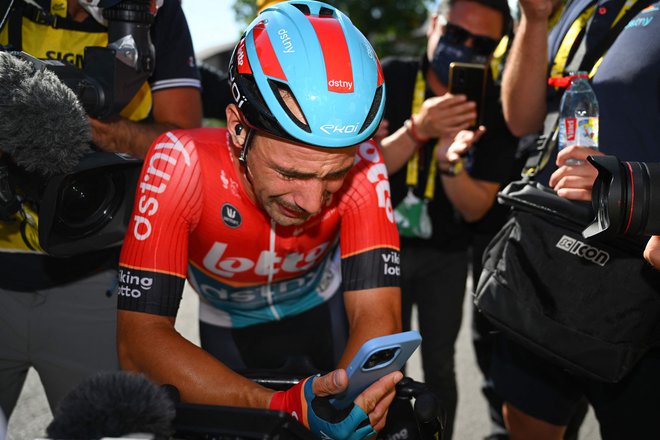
[0,51,92,176]
[46,371,176,440]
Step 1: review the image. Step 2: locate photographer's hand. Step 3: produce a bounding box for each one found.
[518,0,560,22]
[380,94,476,175]
[436,126,486,170]
[414,93,477,141]
[437,127,500,222]
[644,236,660,270]
[549,146,605,201]
[90,88,202,159]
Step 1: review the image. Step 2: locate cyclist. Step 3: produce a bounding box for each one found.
[116,1,402,438]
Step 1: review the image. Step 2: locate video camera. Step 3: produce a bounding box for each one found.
[0,0,156,257]
[583,155,660,238]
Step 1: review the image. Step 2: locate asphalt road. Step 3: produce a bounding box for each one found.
[4,278,599,439]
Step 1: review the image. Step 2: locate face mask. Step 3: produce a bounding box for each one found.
[430,36,488,85]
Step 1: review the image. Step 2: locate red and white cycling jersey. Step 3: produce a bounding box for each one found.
[118,128,400,328]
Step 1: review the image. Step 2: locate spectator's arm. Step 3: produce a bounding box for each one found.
[90,87,202,159]
[501,0,557,136]
[437,128,500,222]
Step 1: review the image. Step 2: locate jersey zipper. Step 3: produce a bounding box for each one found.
[265,218,281,320]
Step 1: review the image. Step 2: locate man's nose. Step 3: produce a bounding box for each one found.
[293,179,326,215]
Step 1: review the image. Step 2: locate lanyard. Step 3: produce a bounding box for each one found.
[405,70,439,200]
[550,0,639,81]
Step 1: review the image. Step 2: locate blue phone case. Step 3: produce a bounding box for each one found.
[329,330,422,409]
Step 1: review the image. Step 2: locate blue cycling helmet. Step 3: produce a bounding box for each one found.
[228,0,385,148]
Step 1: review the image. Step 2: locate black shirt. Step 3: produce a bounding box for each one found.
[382,56,519,250]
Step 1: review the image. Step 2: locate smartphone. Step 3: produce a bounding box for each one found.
[448,61,488,130]
[328,330,422,409]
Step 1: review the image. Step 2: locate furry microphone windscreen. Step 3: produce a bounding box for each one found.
[46,371,176,440]
[0,51,92,176]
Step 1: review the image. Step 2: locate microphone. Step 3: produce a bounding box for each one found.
[46,371,176,440]
[0,51,92,176]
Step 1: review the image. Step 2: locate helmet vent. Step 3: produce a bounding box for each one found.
[291,3,311,15]
[268,80,312,133]
[319,7,335,17]
[359,85,383,134]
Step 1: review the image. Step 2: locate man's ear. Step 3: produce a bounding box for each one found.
[226,104,248,148]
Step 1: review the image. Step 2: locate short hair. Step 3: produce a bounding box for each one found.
[436,0,512,36]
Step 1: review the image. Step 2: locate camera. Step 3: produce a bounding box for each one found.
[362,347,400,370]
[583,155,660,238]
[0,0,156,256]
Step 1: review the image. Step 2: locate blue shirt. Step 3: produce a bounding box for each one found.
[540,0,660,185]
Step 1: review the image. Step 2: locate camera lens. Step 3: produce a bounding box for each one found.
[362,348,399,370]
[53,169,125,238]
[586,156,660,236]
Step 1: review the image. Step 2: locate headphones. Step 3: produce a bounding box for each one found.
[235,124,243,135]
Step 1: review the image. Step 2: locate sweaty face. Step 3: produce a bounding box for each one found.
[245,133,357,226]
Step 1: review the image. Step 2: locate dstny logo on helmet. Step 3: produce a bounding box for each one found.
[555,235,610,266]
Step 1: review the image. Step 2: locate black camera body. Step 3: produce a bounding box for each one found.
[583,155,660,238]
[0,0,155,257]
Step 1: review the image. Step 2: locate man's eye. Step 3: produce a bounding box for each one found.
[279,172,296,181]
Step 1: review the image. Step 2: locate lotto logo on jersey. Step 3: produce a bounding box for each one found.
[202,241,330,278]
[355,142,394,223]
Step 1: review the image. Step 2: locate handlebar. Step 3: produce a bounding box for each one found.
[167,375,444,440]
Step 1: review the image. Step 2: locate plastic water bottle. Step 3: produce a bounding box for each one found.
[558,71,599,165]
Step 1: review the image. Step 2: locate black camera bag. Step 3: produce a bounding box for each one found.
[474,180,660,383]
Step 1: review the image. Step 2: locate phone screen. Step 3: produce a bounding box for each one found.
[448,62,487,130]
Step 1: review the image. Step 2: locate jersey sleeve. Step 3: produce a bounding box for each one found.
[118,130,203,316]
[149,0,201,91]
[339,141,401,291]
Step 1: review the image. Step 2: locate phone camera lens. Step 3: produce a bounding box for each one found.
[363,348,398,370]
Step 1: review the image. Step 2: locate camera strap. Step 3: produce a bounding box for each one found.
[522,0,653,179]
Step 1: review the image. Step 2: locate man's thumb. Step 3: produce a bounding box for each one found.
[311,369,348,397]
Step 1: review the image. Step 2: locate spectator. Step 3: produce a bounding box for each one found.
[116,2,402,439]
[498,0,660,437]
[0,0,201,422]
[378,0,518,437]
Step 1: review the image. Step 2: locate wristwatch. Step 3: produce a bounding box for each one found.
[441,159,465,177]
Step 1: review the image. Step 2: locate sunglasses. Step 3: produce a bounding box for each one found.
[443,22,500,57]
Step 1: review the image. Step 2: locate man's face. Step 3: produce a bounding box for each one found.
[245,133,357,227]
[427,0,504,70]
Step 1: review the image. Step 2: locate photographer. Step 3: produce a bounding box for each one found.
[0,0,201,422]
[377,1,519,438]
[496,0,660,437]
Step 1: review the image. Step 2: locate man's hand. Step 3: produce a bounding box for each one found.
[644,236,660,269]
[519,0,561,22]
[436,126,486,174]
[413,94,477,141]
[549,146,605,201]
[270,369,403,439]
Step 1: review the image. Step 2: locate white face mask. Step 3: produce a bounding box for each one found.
[78,0,163,26]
